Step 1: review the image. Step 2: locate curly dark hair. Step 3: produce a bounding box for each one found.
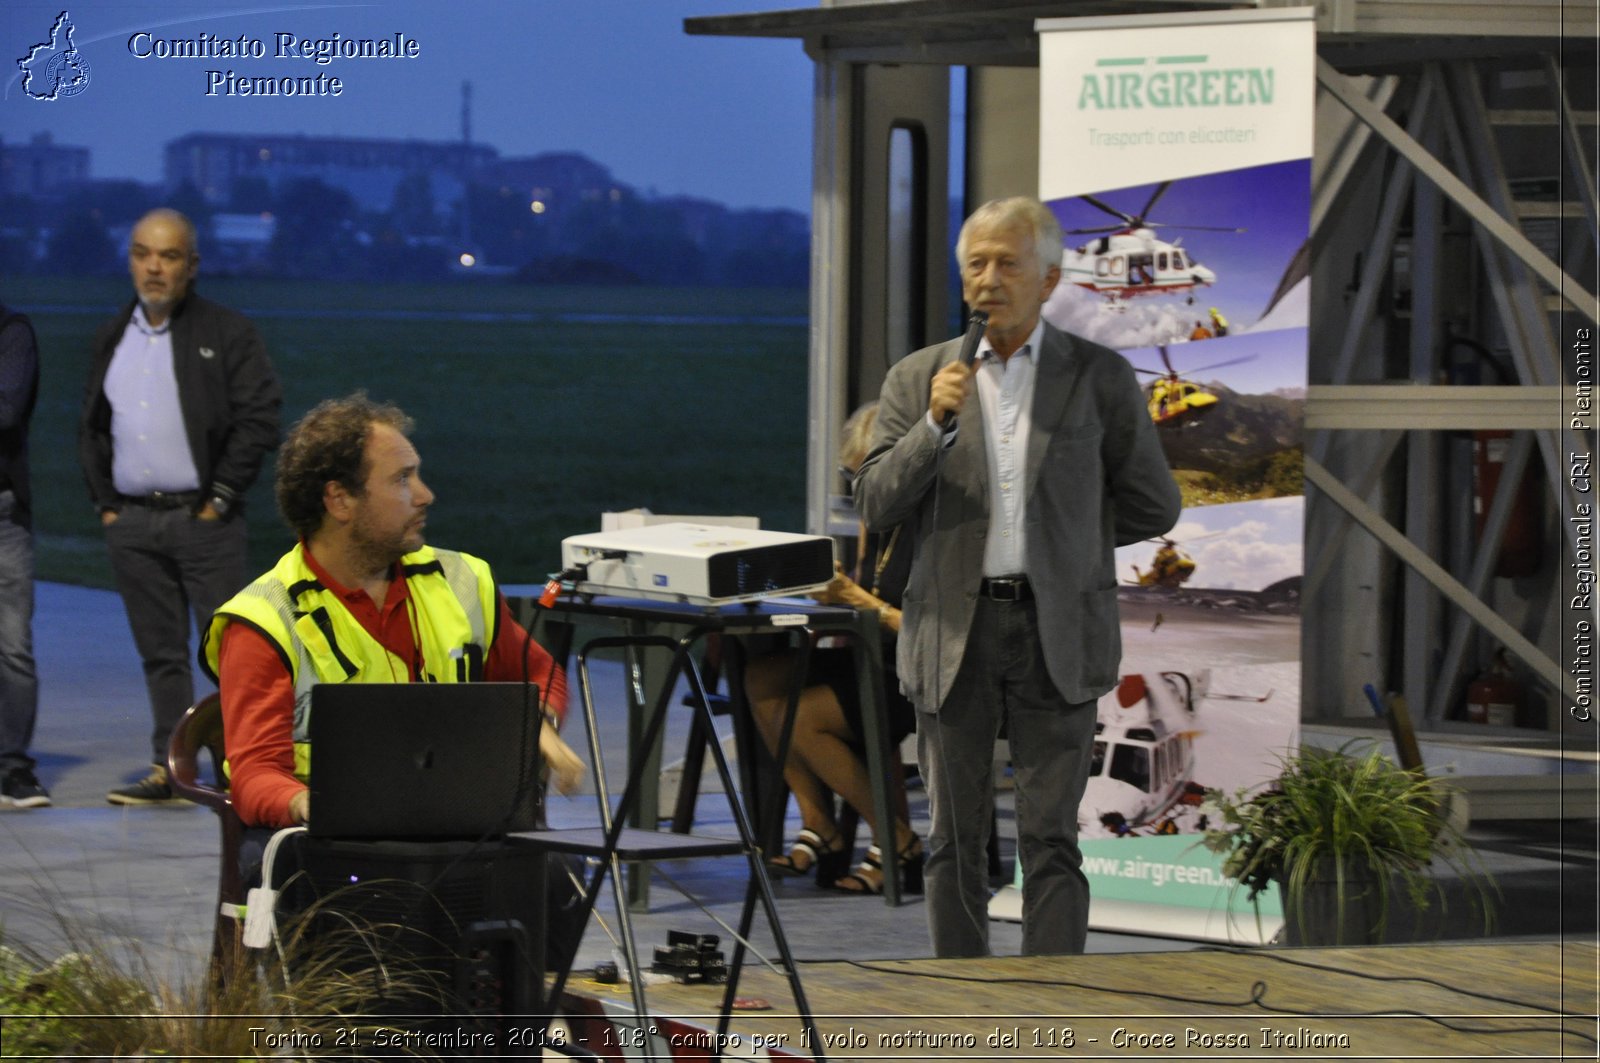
[276,392,414,540]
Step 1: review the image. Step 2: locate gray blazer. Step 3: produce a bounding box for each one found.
[855,323,1181,710]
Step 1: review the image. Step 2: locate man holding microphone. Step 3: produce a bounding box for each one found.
[854,196,1180,957]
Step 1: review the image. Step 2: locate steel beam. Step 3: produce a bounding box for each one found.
[1327,78,1433,391]
[1305,385,1570,428]
[1317,58,1595,312]
[1305,456,1573,702]
[1547,54,1599,253]
[1311,75,1399,234]
[1304,429,1404,601]
[806,57,853,536]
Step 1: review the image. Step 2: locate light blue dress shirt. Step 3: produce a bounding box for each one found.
[104,306,201,496]
[975,319,1044,578]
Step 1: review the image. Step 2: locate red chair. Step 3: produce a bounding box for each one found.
[166,693,247,985]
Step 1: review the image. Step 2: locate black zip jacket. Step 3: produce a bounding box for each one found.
[0,306,40,528]
[79,291,282,515]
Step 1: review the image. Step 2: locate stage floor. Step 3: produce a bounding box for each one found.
[3,581,1595,1061]
[556,940,1598,1060]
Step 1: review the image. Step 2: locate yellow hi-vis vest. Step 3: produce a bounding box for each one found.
[200,543,498,781]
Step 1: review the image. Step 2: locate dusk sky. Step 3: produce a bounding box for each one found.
[3,0,817,212]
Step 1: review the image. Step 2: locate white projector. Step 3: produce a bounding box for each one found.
[561,522,835,605]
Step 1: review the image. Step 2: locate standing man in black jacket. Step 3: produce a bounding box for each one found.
[80,209,281,803]
[0,302,45,807]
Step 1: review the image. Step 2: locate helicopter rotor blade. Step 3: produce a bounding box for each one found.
[1080,193,1137,225]
[1184,355,1257,375]
[1131,366,1163,376]
[1137,528,1225,549]
[1138,181,1172,221]
[1157,345,1175,374]
[1064,223,1126,236]
[1148,224,1248,233]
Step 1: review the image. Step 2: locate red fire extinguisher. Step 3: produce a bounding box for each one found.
[1466,649,1520,727]
[1473,430,1541,578]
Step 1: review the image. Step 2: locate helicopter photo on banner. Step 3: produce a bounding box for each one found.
[1001,6,1316,945]
[1043,161,1311,351]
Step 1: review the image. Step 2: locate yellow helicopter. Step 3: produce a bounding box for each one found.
[1129,537,1197,589]
[1127,530,1231,588]
[1133,346,1253,428]
[1060,182,1242,304]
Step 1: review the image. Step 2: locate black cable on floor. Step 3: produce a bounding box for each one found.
[1196,943,1594,1017]
[836,958,1600,1047]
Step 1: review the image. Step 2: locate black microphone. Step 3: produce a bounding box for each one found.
[958,309,989,367]
[942,309,990,430]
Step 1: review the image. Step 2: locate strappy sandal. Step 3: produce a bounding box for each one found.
[833,836,925,896]
[767,828,849,887]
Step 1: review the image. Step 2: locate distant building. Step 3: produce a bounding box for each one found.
[480,151,623,209]
[161,132,648,226]
[208,212,278,273]
[0,132,90,198]
[146,131,806,284]
[164,132,495,214]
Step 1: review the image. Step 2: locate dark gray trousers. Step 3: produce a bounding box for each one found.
[104,505,248,765]
[0,491,38,774]
[917,596,1099,957]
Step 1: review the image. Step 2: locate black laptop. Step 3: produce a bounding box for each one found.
[307,682,545,839]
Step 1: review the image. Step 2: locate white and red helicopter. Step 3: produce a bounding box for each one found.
[1060,182,1241,304]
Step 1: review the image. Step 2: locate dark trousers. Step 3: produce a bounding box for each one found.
[0,492,38,774]
[105,505,248,765]
[917,596,1100,957]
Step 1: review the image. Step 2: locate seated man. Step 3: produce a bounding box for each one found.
[202,391,584,833]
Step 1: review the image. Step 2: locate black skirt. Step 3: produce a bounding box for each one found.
[809,644,916,746]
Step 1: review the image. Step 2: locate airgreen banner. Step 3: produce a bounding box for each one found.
[996,7,1315,946]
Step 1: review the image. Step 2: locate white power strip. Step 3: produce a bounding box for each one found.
[242,825,306,950]
[243,886,279,948]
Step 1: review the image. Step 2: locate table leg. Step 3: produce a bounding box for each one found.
[622,622,674,910]
[850,616,902,906]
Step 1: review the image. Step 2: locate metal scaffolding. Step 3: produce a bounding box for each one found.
[687,0,1598,738]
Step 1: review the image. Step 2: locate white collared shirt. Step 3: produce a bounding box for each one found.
[976,319,1044,577]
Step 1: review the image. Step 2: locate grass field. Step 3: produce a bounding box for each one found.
[2,274,810,590]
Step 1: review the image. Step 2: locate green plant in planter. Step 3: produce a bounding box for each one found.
[1201,740,1495,945]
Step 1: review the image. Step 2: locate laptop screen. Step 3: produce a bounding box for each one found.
[307,682,545,839]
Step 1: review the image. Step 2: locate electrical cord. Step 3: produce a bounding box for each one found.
[836,958,1598,1046]
[565,856,619,949]
[843,958,1271,1009]
[329,569,585,987]
[258,563,604,1035]
[555,859,786,993]
[260,828,424,1059]
[1197,943,1600,1018]
[256,824,308,980]
[929,402,991,951]
[922,311,999,950]
[650,863,781,976]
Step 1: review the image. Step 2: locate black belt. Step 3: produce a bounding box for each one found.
[979,576,1032,602]
[120,490,202,511]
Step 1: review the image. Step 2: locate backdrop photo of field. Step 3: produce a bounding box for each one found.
[4,274,809,590]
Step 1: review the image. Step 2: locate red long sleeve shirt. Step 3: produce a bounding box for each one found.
[219,548,568,828]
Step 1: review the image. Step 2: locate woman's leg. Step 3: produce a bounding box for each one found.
[744,651,840,839]
[745,650,918,890]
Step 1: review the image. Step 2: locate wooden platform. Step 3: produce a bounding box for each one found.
[556,941,1598,1060]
